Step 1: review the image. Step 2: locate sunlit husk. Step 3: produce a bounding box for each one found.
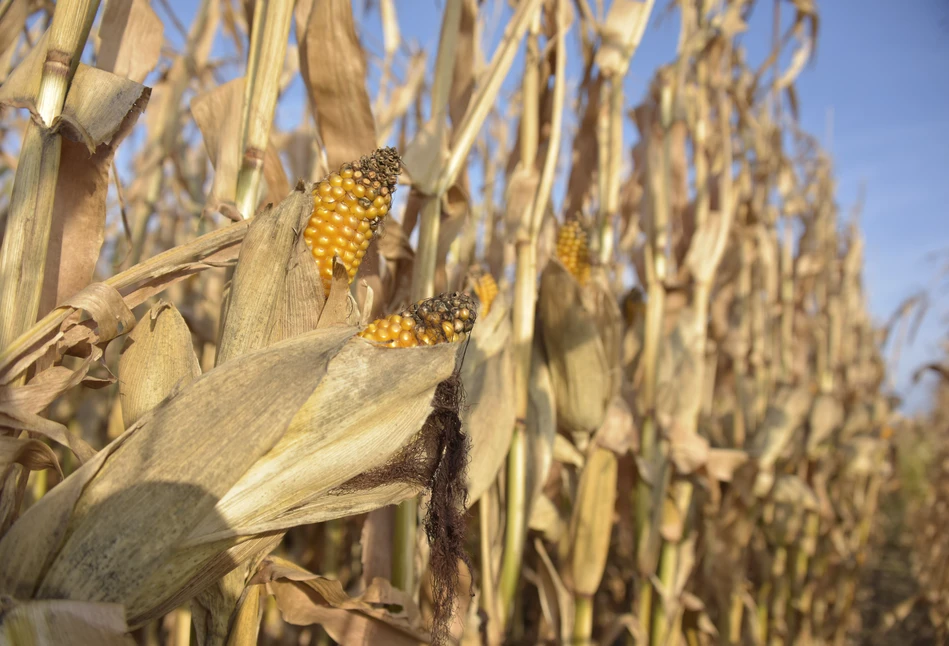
[118,301,201,427]
[461,294,515,506]
[566,446,618,596]
[537,260,621,436]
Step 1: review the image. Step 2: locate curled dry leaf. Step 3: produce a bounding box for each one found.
[258,556,428,645]
[0,30,151,317]
[0,437,63,482]
[119,301,201,428]
[0,222,246,385]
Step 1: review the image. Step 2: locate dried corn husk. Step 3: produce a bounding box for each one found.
[565,446,618,596]
[0,599,133,646]
[461,294,515,506]
[538,261,621,436]
[0,318,465,627]
[765,475,819,545]
[118,301,201,427]
[805,392,843,458]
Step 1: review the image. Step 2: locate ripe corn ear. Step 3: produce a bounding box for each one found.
[359,292,478,348]
[304,147,402,294]
[472,271,499,316]
[555,220,591,285]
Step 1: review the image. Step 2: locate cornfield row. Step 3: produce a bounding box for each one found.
[0,0,940,645]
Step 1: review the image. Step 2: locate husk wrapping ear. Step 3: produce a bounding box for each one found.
[461,295,515,506]
[0,322,467,627]
[119,301,201,428]
[565,446,618,596]
[537,260,622,436]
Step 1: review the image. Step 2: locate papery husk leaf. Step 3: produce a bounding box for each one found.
[0,599,133,646]
[217,185,314,364]
[129,533,284,628]
[297,0,377,171]
[747,385,813,471]
[0,364,97,461]
[97,0,164,84]
[0,328,352,608]
[595,0,652,76]
[0,430,128,598]
[526,340,557,507]
[534,537,574,641]
[566,447,618,596]
[183,339,459,542]
[553,433,584,468]
[315,258,360,330]
[538,260,620,435]
[0,223,244,385]
[119,301,201,427]
[805,392,843,458]
[461,297,515,505]
[594,393,636,455]
[527,494,565,543]
[190,79,287,216]
[259,557,428,645]
[191,562,261,646]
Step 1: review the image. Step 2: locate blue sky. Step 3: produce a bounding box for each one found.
[157,0,948,412]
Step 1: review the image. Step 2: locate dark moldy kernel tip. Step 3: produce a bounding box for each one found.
[350,146,402,197]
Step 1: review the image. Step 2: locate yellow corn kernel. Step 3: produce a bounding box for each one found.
[555,219,591,285]
[305,147,401,294]
[359,292,478,348]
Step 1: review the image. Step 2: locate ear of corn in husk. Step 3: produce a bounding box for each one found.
[537,252,622,436]
[566,446,618,596]
[118,301,201,428]
[460,291,515,506]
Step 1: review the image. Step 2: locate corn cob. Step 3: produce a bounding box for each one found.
[359,292,477,348]
[305,147,402,293]
[471,270,499,316]
[555,219,591,285]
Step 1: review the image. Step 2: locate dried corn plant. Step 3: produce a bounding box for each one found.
[0,1,924,645]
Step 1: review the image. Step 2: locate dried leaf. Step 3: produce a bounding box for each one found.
[260,557,428,645]
[297,0,377,170]
[97,0,164,83]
